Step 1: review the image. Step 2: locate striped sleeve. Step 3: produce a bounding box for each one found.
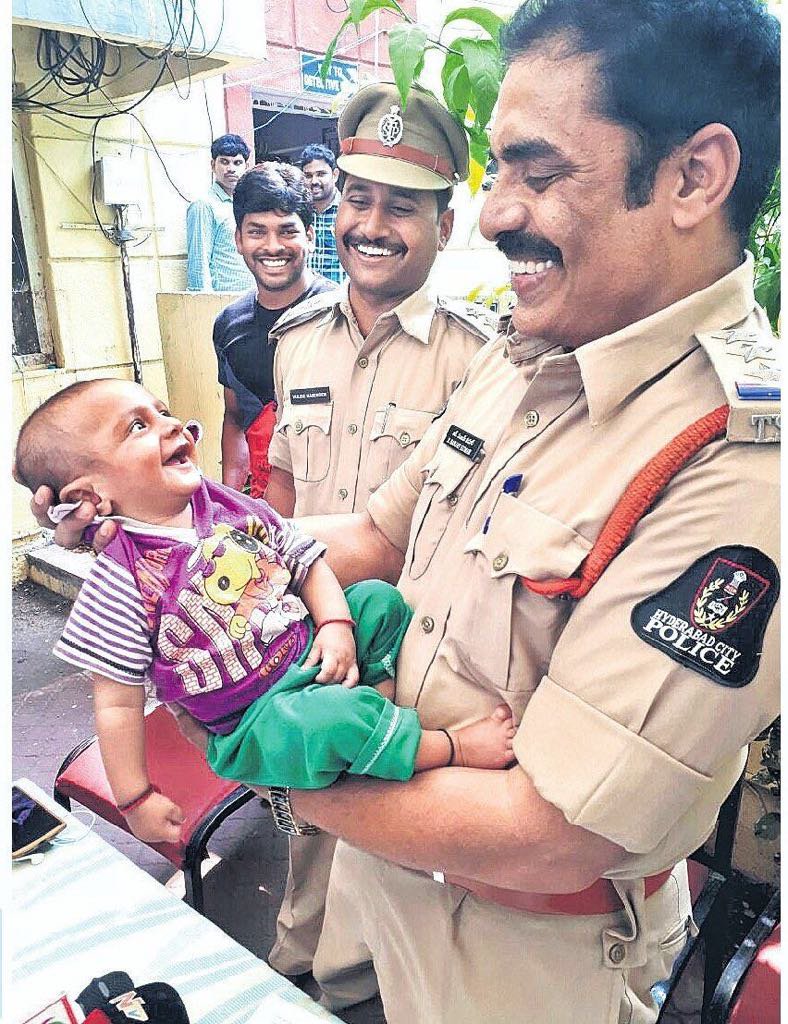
[267,513,326,594]
[53,554,153,685]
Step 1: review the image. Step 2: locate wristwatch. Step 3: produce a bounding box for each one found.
[268,786,320,836]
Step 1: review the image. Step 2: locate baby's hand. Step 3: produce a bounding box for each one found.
[304,622,360,687]
[125,792,185,843]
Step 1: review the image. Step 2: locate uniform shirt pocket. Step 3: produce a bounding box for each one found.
[367,405,437,493]
[469,495,593,581]
[406,449,479,579]
[446,498,592,693]
[277,401,333,482]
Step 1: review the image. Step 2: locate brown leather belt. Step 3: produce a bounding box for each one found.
[436,868,674,915]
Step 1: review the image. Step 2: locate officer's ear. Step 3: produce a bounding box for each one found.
[438,208,454,251]
[669,123,740,231]
[306,224,315,253]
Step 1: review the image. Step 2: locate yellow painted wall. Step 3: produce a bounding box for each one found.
[12,24,231,544]
[157,292,235,483]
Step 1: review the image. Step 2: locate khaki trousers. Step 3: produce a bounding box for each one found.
[268,832,335,975]
[313,841,694,1024]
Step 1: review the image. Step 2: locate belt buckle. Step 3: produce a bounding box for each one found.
[432,871,446,884]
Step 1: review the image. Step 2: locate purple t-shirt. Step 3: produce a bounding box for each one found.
[54,479,325,734]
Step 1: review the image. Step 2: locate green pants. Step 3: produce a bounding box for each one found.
[206,580,421,789]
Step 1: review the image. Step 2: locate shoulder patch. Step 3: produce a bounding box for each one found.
[696,318,781,444]
[437,297,499,343]
[631,545,779,687]
[268,291,341,342]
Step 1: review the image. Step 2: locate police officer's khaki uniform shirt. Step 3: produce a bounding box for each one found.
[268,283,493,516]
[265,280,492,980]
[313,254,780,1023]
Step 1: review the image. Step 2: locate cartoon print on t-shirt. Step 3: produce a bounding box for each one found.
[187,522,301,640]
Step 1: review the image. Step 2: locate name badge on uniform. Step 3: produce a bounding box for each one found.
[290,386,331,405]
[443,424,485,462]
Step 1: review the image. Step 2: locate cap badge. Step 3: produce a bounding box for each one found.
[378,105,404,148]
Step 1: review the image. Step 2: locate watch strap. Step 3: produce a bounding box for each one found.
[268,786,320,836]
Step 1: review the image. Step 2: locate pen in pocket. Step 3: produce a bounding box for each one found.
[483,473,523,534]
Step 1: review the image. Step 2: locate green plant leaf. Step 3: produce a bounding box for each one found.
[443,6,506,42]
[443,64,471,123]
[441,49,464,95]
[387,23,428,110]
[320,17,351,81]
[458,37,501,130]
[755,267,781,333]
[349,0,403,26]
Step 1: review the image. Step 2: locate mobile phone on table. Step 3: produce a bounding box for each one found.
[12,784,66,858]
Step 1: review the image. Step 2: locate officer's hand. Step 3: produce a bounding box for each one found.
[29,485,117,553]
[304,623,360,687]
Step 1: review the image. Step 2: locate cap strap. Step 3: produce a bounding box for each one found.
[340,137,457,183]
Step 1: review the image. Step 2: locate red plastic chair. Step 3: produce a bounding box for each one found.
[53,704,255,913]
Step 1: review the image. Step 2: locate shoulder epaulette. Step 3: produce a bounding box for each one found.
[436,296,500,343]
[696,314,781,444]
[269,291,341,341]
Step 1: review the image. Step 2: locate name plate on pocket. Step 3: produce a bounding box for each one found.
[443,424,485,462]
[290,386,331,405]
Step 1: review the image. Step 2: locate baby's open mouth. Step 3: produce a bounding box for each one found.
[165,442,191,466]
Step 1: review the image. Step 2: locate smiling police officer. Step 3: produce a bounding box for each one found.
[262,81,497,983]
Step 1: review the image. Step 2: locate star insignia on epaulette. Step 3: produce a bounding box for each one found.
[744,363,781,383]
[739,341,776,363]
[712,328,761,346]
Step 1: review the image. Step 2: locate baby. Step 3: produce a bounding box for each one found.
[15,379,516,843]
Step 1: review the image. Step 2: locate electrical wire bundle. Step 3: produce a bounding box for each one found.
[12,1,226,234]
[12,0,224,116]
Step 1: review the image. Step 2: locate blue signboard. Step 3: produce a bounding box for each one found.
[301,53,358,96]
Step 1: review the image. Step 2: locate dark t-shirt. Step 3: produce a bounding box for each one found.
[213,274,336,430]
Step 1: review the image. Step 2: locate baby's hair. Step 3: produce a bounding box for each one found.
[15,378,110,496]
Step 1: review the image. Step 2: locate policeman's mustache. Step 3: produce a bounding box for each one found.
[495,230,562,265]
[343,233,407,255]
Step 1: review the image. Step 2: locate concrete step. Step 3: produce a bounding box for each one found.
[27,542,93,600]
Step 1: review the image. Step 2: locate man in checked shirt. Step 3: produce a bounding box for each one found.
[299,144,347,286]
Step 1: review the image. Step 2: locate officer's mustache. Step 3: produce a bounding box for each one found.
[343,233,407,255]
[495,230,562,265]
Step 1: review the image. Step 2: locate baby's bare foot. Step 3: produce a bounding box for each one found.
[450,704,516,769]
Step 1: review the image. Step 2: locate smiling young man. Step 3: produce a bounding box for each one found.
[261,82,496,983]
[186,134,255,293]
[299,143,347,285]
[213,163,335,496]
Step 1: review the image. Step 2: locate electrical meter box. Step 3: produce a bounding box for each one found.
[95,156,141,206]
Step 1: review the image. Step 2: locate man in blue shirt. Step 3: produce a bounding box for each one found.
[186,134,255,292]
[298,144,347,285]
